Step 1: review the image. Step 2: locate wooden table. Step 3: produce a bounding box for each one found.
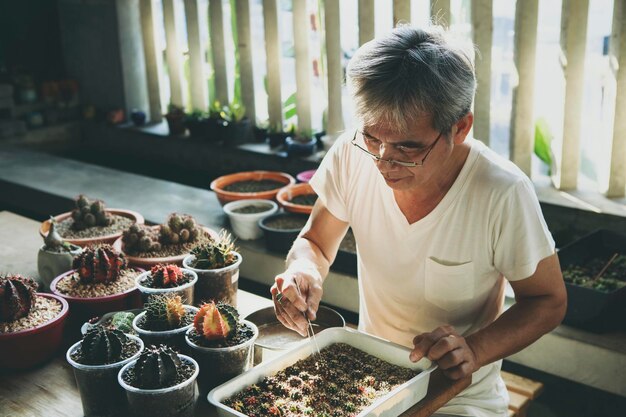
[0,211,470,416]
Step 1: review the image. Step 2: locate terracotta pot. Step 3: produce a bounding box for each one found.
[113,225,218,269]
[40,209,145,247]
[0,293,69,369]
[276,183,317,215]
[37,243,83,291]
[210,171,295,206]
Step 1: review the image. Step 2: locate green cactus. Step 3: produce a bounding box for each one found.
[144,294,186,331]
[70,195,111,230]
[132,345,181,389]
[110,311,135,333]
[80,325,128,365]
[159,213,201,245]
[0,274,37,322]
[189,230,237,269]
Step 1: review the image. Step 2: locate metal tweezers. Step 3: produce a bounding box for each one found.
[278,281,322,357]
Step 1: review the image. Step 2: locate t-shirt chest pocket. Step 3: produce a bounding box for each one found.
[425,257,475,311]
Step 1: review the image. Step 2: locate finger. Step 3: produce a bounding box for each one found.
[273,295,299,332]
[436,347,465,370]
[410,326,455,362]
[275,292,309,336]
[279,276,308,313]
[442,361,472,380]
[428,335,460,361]
[305,282,323,321]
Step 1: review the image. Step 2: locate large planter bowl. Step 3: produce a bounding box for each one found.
[135,268,198,305]
[132,306,199,352]
[0,293,69,369]
[183,252,241,307]
[296,169,317,183]
[223,199,278,240]
[67,334,144,417]
[118,354,199,417]
[185,320,258,395]
[258,212,308,254]
[40,209,145,247]
[113,225,219,269]
[210,171,295,206]
[276,183,317,215]
[37,243,83,291]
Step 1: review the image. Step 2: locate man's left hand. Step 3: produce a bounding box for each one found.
[409,325,480,380]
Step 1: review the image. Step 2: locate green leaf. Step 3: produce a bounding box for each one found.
[534,118,553,174]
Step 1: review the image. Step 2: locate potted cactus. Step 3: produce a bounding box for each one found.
[50,245,143,328]
[183,230,241,306]
[185,301,258,394]
[0,274,69,369]
[66,325,144,417]
[135,264,198,304]
[116,213,217,269]
[165,103,187,135]
[40,195,145,247]
[118,345,199,417]
[37,216,83,290]
[132,294,198,351]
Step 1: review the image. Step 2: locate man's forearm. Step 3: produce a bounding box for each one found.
[285,236,331,282]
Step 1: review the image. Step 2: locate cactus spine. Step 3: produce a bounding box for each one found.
[189,230,237,269]
[70,195,112,230]
[81,325,127,364]
[72,245,127,284]
[0,274,37,322]
[132,345,181,389]
[192,301,238,340]
[144,294,186,330]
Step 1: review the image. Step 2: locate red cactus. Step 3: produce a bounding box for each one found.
[193,301,236,340]
[150,264,183,288]
[72,245,127,284]
[0,274,37,322]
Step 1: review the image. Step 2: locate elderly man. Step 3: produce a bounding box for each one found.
[271,25,566,417]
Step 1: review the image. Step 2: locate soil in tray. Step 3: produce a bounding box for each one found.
[263,215,308,230]
[223,343,419,417]
[232,204,274,214]
[57,214,135,239]
[290,194,318,206]
[223,179,286,193]
[563,253,626,292]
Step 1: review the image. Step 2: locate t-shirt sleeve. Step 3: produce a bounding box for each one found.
[309,137,350,222]
[493,178,556,281]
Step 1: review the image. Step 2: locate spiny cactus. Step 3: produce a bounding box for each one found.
[0,274,37,322]
[132,345,181,389]
[193,301,238,340]
[159,213,202,245]
[70,195,112,230]
[144,294,186,330]
[150,264,183,288]
[72,245,127,284]
[81,325,127,364]
[189,230,237,269]
[122,223,162,254]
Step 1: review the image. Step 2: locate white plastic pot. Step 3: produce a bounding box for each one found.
[222,199,278,240]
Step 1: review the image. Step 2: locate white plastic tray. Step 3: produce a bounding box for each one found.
[208,327,437,417]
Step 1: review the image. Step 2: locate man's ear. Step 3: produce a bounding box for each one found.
[452,112,473,145]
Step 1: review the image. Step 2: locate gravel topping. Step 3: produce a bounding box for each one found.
[57,214,135,239]
[55,269,139,298]
[0,296,62,334]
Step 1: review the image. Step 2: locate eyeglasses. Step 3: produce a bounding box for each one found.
[350,129,443,167]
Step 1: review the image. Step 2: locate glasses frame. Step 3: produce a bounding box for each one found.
[350,129,443,168]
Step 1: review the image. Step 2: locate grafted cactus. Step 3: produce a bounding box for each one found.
[81,325,127,364]
[132,345,181,389]
[144,294,186,331]
[0,274,37,322]
[72,245,127,284]
[193,301,238,340]
[70,195,112,230]
[122,224,161,254]
[159,213,202,245]
[189,230,237,269]
[150,264,183,288]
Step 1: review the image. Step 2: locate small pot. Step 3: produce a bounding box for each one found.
[37,243,83,291]
[223,199,278,240]
[258,212,308,254]
[285,136,316,157]
[276,183,317,215]
[165,112,187,135]
[296,169,317,183]
[0,293,69,369]
[185,320,258,394]
[210,170,295,206]
[183,252,241,307]
[223,118,253,147]
[131,109,147,126]
[268,131,288,148]
[135,268,198,305]
[67,335,144,417]
[118,354,199,417]
[132,306,199,353]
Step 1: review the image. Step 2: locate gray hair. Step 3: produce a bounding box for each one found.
[346,25,476,135]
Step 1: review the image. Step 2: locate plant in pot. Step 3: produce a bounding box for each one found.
[37,216,83,291]
[185,301,258,394]
[222,199,279,240]
[165,103,187,135]
[50,244,143,329]
[132,293,198,351]
[185,108,210,138]
[0,274,69,369]
[117,213,217,269]
[206,100,228,143]
[267,121,288,148]
[183,230,241,306]
[276,183,318,215]
[67,325,144,417]
[258,212,309,254]
[220,100,252,147]
[210,170,295,206]
[135,263,198,304]
[40,194,145,247]
[285,127,317,157]
[118,344,199,417]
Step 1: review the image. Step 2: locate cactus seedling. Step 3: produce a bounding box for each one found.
[193,301,238,340]
[70,195,112,230]
[0,274,37,322]
[132,345,181,389]
[150,264,183,288]
[144,294,187,331]
[159,213,201,245]
[122,224,161,254]
[80,325,128,365]
[72,245,127,284]
[189,230,237,270]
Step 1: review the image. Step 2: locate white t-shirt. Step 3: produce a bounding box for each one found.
[309,133,555,417]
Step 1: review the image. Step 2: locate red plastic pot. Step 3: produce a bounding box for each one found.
[0,293,69,369]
